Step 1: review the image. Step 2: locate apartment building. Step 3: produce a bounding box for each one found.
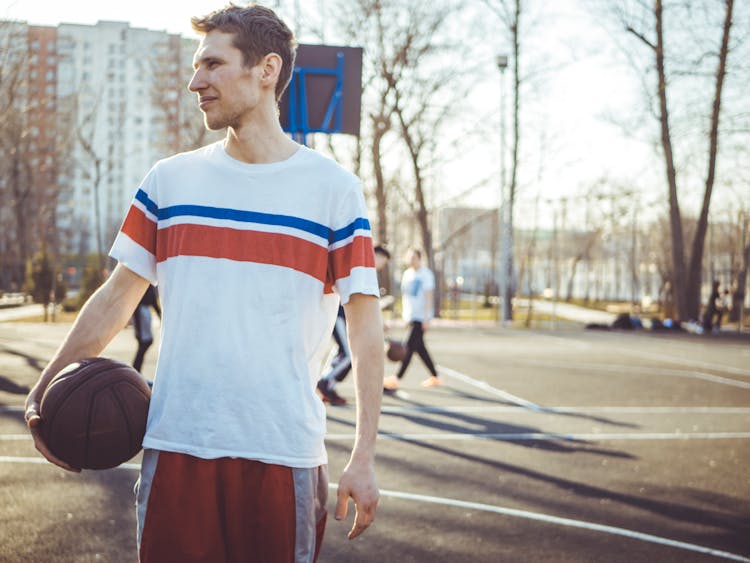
[11,19,210,259]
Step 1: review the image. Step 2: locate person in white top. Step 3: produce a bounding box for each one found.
[25,5,383,562]
[383,248,441,390]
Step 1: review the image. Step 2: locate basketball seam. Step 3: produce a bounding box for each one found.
[88,379,149,469]
[43,359,113,462]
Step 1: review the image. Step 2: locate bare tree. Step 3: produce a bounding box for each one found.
[150,35,218,156]
[317,0,482,316]
[74,95,112,273]
[608,0,738,321]
[381,2,478,274]
[0,21,33,290]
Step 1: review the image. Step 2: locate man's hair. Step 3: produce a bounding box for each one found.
[409,248,422,260]
[374,245,391,260]
[191,3,297,101]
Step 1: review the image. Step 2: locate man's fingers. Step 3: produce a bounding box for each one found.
[347,501,376,540]
[335,485,350,521]
[27,415,81,473]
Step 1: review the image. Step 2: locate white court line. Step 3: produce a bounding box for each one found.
[0,456,746,561]
[517,359,750,389]
[438,365,543,411]
[626,349,750,378]
[330,431,750,441]
[371,488,750,563]
[381,405,750,415]
[3,431,750,442]
[3,405,750,415]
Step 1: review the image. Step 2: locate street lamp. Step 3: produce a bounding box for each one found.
[496,54,510,324]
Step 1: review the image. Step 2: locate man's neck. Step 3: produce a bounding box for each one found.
[223,106,299,164]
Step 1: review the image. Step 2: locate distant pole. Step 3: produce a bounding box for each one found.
[497,54,509,325]
[741,212,748,333]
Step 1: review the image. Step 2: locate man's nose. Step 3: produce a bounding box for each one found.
[188,69,206,92]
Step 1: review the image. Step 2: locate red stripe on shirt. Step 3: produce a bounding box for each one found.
[326,236,375,289]
[121,205,157,255]
[156,223,329,282]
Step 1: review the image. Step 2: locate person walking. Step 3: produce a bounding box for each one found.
[25,5,383,562]
[383,248,440,390]
[132,285,161,373]
[317,245,391,405]
[703,280,721,333]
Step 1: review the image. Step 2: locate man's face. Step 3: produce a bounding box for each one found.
[408,251,421,269]
[188,30,262,131]
[374,252,389,272]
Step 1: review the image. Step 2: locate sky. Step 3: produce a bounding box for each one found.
[2,0,738,228]
[1,0,212,37]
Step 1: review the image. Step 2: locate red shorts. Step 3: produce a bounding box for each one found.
[135,450,328,563]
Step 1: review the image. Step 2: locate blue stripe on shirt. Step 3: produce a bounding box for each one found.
[135,189,371,244]
[135,189,158,217]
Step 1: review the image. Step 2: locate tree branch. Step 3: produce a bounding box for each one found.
[625,25,656,51]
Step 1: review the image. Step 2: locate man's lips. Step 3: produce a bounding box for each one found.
[199,97,217,110]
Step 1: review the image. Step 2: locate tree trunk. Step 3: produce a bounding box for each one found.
[502,0,521,322]
[655,0,688,321]
[685,0,734,320]
[371,113,389,246]
[566,255,582,302]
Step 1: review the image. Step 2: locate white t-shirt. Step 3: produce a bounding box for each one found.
[400,266,435,322]
[110,141,379,468]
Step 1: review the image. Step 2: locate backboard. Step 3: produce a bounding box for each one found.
[280,44,363,140]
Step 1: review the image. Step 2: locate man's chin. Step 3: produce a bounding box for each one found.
[204,117,227,131]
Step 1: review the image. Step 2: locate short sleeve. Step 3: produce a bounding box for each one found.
[109,167,159,285]
[423,269,435,291]
[326,180,380,304]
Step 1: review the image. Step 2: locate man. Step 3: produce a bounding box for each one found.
[383,248,440,390]
[24,5,383,562]
[317,245,391,406]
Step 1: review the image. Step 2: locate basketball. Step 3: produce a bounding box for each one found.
[39,357,151,470]
[386,339,408,362]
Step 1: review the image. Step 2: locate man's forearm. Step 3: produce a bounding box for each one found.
[345,295,384,461]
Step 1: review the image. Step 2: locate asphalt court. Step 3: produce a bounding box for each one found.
[0,322,748,562]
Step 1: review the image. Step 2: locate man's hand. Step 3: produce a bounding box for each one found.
[24,394,80,472]
[335,459,379,540]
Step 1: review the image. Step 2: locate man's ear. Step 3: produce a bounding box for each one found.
[259,52,282,90]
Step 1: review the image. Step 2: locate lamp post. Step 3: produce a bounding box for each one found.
[496,54,510,324]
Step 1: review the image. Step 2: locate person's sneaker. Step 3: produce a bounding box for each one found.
[421,376,442,388]
[383,375,400,391]
[317,379,347,406]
